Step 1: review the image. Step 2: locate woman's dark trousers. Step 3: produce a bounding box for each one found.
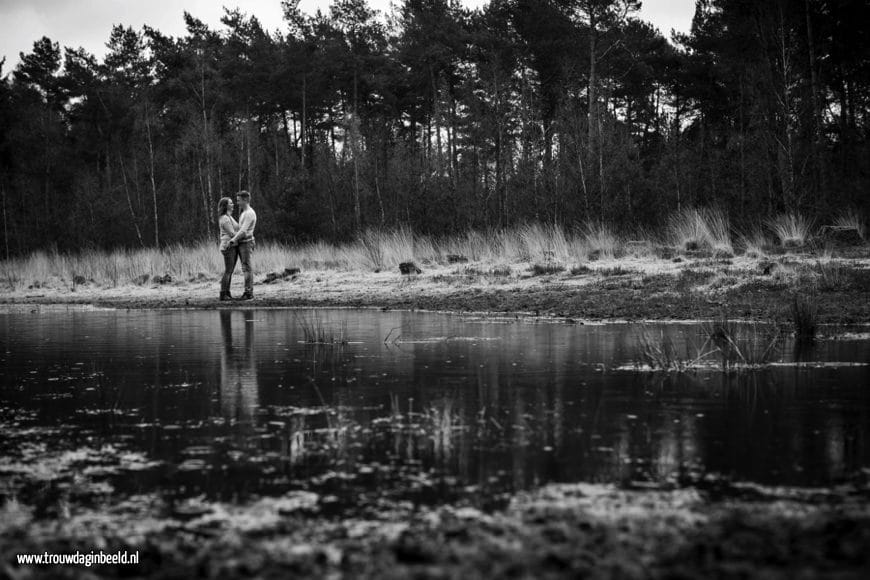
[221,246,238,297]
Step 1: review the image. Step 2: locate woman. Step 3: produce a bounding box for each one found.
[218,197,240,301]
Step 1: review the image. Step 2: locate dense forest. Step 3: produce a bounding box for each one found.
[0,0,867,255]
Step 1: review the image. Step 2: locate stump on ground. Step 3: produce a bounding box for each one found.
[399,262,422,275]
[263,267,301,284]
[818,225,863,247]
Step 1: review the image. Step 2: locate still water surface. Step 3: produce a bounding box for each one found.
[1,307,868,509]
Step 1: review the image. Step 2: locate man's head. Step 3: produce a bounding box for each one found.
[236,190,251,211]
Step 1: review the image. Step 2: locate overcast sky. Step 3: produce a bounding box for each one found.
[0,0,695,71]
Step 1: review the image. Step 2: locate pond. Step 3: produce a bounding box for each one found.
[1,307,868,515]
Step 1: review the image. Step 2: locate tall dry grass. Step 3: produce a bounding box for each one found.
[2,242,305,290]
[0,209,846,290]
[738,228,769,258]
[767,213,813,247]
[668,208,733,254]
[583,223,620,260]
[834,209,866,241]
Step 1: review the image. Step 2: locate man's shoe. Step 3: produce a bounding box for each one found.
[219,292,233,301]
[239,292,254,300]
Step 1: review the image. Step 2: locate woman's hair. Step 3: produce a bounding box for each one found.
[218,197,232,216]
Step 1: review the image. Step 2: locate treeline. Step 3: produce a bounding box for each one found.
[0,0,867,255]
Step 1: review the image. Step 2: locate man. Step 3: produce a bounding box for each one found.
[229,190,257,300]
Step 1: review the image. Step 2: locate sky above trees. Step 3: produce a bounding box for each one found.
[0,0,694,68]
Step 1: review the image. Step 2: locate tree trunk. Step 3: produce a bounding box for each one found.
[804,0,822,202]
[588,8,598,205]
[351,116,362,232]
[778,4,796,209]
[200,58,214,240]
[739,76,747,212]
[144,104,160,247]
[302,75,307,169]
[449,96,458,188]
[119,154,145,248]
[198,155,210,239]
[430,64,442,174]
[246,108,253,192]
[494,68,504,227]
[1,185,9,260]
[374,171,385,227]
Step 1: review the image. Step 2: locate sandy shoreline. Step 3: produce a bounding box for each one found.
[3,254,870,323]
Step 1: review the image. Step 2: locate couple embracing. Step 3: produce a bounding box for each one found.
[218,190,257,301]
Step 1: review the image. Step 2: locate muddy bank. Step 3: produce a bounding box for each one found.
[4,255,870,323]
[3,480,869,579]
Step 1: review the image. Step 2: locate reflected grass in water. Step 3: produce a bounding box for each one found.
[296,312,348,345]
[703,317,784,369]
[638,327,717,372]
[639,319,785,372]
[792,294,819,343]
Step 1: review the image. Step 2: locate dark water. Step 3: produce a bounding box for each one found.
[1,307,869,511]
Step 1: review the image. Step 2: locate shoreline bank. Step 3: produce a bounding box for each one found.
[3,254,869,323]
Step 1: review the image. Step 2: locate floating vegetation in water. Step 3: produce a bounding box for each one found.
[703,317,784,368]
[638,328,716,372]
[392,336,501,344]
[271,406,333,417]
[0,444,161,482]
[637,318,786,372]
[423,397,463,460]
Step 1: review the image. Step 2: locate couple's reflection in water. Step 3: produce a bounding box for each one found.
[219,310,258,424]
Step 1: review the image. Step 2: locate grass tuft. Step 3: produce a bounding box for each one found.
[703,318,783,368]
[296,313,348,345]
[583,223,620,260]
[669,208,733,254]
[767,213,813,248]
[739,229,769,258]
[638,328,711,372]
[833,209,866,241]
[520,223,571,263]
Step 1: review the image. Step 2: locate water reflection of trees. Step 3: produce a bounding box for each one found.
[634,369,868,484]
[250,315,868,492]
